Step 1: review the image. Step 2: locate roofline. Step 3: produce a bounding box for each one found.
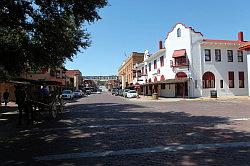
[144,49,166,62]
[166,23,203,39]
[203,39,247,44]
[118,52,144,71]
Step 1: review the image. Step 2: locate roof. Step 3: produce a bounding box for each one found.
[118,52,144,71]
[166,23,203,39]
[66,70,81,76]
[172,49,186,58]
[203,39,246,44]
[144,49,166,62]
[240,41,250,50]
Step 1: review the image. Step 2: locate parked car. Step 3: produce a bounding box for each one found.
[118,89,124,96]
[123,89,130,98]
[86,90,91,95]
[61,90,74,100]
[111,88,118,95]
[127,90,138,98]
[115,89,120,96]
[73,90,83,98]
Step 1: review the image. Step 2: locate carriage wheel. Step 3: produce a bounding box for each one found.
[51,104,58,119]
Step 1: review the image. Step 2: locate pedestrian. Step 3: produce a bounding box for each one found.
[15,85,25,125]
[3,89,9,107]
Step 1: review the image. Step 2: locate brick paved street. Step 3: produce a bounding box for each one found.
[2,93,250,165]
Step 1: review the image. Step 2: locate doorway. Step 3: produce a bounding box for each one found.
[175,82,188,98]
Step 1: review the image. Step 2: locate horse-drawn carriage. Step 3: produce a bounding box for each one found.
[12,79,65,124]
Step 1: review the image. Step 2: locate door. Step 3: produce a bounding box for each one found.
[175,82,188,98]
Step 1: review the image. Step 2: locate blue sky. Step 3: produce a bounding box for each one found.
[65,0,250,76]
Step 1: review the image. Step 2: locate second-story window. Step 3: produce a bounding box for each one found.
[160,56,164,66]
[142,67,144,75]
[215,49,221,62]
[227,50,233,62]
[205,49,211,61]
[238,50,243,62]
[149,63,151,72]
[154,60,157,69]
[145,65,147,74]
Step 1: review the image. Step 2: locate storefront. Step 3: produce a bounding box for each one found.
[142,78,189,98]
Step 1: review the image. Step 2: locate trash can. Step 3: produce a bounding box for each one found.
[152,93,158,100]
[210,90,217,98]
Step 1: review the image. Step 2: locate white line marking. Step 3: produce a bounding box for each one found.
[34,141,250,161]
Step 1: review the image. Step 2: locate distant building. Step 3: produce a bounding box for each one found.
[83,75,118,81]
[66,70,82,90]
[22,68,67,86]
[118,52,144,89]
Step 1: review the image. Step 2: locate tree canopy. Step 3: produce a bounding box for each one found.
[0,0,108,76]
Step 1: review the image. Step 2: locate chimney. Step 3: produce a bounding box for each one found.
[238,32,244,42]
[159,41,163,50]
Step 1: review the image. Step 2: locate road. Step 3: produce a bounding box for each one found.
[1,93,250,165]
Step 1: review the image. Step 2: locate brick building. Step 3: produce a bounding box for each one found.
[118,52,144,89]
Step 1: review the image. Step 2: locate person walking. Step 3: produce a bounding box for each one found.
[15,86,26,125]
[3,89,9,107]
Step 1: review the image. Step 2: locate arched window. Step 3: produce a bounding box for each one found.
[160,75,165,81]
[154,77,158,82]
[148,78,151,83]
[175,72,187,78]
[177,28,181,37]
[202,72,215,88]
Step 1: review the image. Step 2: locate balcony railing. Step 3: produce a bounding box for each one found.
[170,59,189,68]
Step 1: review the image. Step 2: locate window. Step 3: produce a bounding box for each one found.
[149,63,151,72]
[227,50,233,62]
[220,80,223,88]
[161,84,165,89]
[215,49,221,62]
[154,60,157,69]
[239,72,244,88]
[238,50,243,62]
[205,49,211,61]
[195,80,198,89]
[174,57,188,66]
[202,72,215,88]
[145,65,147,74]
[142,67,144,75]
[160,56,164,66]
[177,28,181,37]
[228,71,234,88]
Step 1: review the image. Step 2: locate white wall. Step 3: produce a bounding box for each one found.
[246,53,250,96]
[160,84,175,97]
[201,45,248,97]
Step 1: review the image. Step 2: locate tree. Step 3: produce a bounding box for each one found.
[0,0,108,76]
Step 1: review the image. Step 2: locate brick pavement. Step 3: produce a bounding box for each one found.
[1,93,250,165]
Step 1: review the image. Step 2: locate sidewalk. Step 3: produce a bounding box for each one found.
[128,95,184,102]
[128,95,250,102]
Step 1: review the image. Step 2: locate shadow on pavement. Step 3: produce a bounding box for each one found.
[1,102,250,165]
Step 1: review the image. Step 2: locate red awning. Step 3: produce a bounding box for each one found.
[172,49,186,58]
[175,72,187,78]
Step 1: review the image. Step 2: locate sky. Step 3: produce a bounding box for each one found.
[65,0,250,76]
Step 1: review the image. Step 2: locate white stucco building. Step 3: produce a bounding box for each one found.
[133,23,249,98]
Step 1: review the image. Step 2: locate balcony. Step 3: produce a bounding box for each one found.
[170,58,189,68]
